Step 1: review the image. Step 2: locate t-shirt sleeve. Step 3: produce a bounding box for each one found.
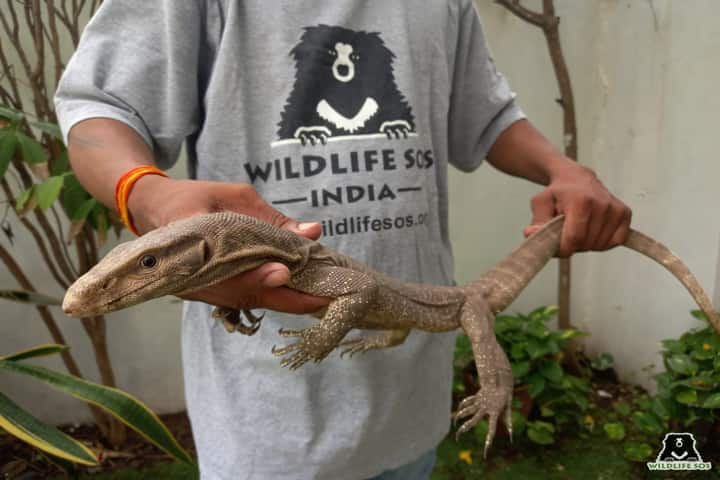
[54,0,205,169]
[447,0,526,172]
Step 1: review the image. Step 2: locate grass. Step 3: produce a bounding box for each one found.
[52,430,714,479]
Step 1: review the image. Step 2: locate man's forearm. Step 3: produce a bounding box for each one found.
[486,119,580,186]
[67,118,165,208]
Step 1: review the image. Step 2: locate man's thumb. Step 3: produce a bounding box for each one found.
[525,189,556,238]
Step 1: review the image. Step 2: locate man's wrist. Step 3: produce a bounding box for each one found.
[543,155,594,184]
[126,173,174,232]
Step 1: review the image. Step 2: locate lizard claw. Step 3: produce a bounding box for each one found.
[278,328,303,337]
[272,343,300,356]
[452,385,513,458]
[280,350,312,370]
[212,307,264,336]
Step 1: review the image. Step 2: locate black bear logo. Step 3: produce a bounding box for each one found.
[655,433,703,462]
[277,24,415,146]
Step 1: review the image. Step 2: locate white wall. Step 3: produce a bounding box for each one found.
[451,0,720,388]
[1,0,719,424]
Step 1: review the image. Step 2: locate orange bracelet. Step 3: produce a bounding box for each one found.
[114,165,168,236]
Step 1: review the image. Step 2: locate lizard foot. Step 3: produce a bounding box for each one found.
[453,385,513,458]
[273,327,341,369]
[338,338,372,358]
[212,307,264,335]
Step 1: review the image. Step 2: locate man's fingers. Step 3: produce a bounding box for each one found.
[606,207,632,249]
[581,201,611,251]
[226,183,322,240]
[590,200,626,250]
[179,263,330,314]
[525,190,557,237]
[257,287,330,314]
[559,205,591,257]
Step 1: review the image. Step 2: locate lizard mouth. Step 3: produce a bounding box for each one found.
[64,277,167,317]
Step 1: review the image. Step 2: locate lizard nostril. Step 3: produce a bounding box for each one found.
[102,277,118,290]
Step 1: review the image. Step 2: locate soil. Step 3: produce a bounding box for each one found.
[0,411,196,479]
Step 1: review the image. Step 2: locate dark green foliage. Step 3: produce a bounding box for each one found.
[454,306,592,446]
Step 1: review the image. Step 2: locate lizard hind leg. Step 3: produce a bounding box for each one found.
[453,297,514,458]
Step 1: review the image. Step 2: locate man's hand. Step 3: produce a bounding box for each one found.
[486,119,632,257]
[523,162,632,257]
[128,175,331,314]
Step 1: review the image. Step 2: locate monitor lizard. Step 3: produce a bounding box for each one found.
[62,212,720,455]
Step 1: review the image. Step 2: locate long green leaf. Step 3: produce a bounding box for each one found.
[0,128,17,177]
[1,344,67,362]
[0,361,193,464]
[0,289,62,306]
[0,392,97,465]
[15,185,37,214]
[35,175,65,210]
[29,120,63,141]
[16,132,48,165]
[0,106,24,124]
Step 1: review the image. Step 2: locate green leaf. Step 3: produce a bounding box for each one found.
[29,121,63,141]
[15,185,36,214]
[511,361,530,378]
[661,339,687,354]
[1,344,67,362]
[511,411,526,436]
[529,305,558,321]
[623,441,653,462]
[651,397,672,420]
[51,150,69,177]
[527,321,549,339]
[472,418,489,445]
[675,389,699,405]
[0,392,97,465]
[527,421,555,445]
[0,128,17,177]
[540,404,555,417]
[527,374,546,398]
[35,175,65,210]
[702,392,720,409]
[691,309,708,322]
[0,106,24,124]
[591,353,615,371]
[539,361,563,383]
[69,198,97,221]
[0,361,193,465]
[667,354,698,376]
[632,411,664,435]
[16,132,48,165]
[0,289,62,306]
[556,329,587,341]
[603,422,626,441]
[526,339,553,360]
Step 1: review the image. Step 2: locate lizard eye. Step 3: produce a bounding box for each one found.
[140,255,157,269]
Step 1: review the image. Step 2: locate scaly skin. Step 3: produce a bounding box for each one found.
[62,212,720,455]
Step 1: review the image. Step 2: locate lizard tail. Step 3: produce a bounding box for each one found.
[463,216,564,315]
[623,230,720,333]
[464,216,720,334]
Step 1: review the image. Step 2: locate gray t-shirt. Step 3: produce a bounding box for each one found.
[55,1,524,479]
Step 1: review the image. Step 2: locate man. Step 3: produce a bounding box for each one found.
[55,1,630,479]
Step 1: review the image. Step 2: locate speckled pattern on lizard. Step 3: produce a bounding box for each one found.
[62,212,720,455]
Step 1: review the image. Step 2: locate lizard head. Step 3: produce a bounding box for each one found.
[62,212,304,318]
[62,220,213,317]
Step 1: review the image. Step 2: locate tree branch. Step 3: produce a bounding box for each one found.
[496,0,546,28]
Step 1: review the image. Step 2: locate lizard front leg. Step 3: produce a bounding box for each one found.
[272,267,378,369]
[453,295,513,457]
